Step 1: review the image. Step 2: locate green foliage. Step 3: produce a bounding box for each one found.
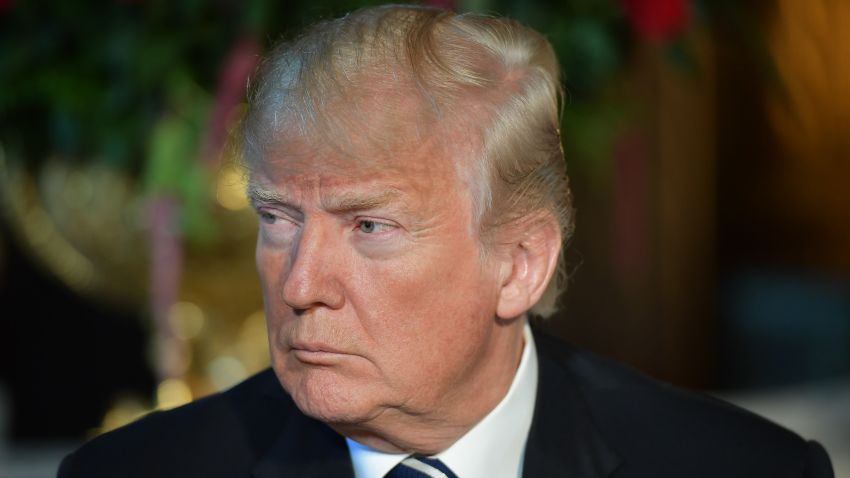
[475,0,633,185]
[0,0,691,241]
[143,72,214,243]
[0,0,396,166]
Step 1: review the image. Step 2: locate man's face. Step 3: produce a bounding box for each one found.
[252,110,510,428]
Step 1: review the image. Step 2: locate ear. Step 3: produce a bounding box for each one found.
[496,213,562,320]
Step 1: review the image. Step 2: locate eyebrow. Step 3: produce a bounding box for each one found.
[246,183,291,207]
[246,182,403,214]
[323,189,402,214]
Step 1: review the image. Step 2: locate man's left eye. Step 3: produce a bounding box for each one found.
[357,220,393,234]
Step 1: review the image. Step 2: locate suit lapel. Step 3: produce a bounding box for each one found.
[252,396,354,478]
[523,334,622,478]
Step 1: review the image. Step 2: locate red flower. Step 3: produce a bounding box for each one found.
[623,0,690,43]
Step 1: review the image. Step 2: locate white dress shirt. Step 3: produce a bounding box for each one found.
[346,323,539,478]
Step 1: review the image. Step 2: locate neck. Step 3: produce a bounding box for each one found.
[334,319,526,455]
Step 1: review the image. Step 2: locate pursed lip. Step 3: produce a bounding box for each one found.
[289,341,351,365]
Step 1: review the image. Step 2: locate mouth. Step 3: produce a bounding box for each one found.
[289,342,350,365]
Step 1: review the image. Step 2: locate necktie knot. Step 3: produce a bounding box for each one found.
[385,456,458,478]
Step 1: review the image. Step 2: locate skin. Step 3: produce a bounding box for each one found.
[251,89,551,454]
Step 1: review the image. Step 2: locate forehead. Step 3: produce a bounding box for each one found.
[246,64,491,208]
[250,132,458,211]
[253,96,480,192]
[270,121,437,171]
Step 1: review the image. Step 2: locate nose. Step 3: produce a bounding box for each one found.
[281,219,346,312]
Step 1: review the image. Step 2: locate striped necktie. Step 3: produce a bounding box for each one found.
[385,456,459,478]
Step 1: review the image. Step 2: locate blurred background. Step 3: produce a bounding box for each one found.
[0,0,848,476]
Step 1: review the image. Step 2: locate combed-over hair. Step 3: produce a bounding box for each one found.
[242,4,574,317]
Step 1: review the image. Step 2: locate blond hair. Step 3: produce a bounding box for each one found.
[242,5,574,317]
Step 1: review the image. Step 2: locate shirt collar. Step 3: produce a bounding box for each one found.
[347,322,539,478]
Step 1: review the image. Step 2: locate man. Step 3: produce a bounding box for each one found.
[60,5,834,477]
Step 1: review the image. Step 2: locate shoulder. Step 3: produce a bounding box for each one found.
[533,331,834,477]
[58,369,296,478]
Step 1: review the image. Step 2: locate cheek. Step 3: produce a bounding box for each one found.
[357,263,495,398]
[256,241,289,319]
[357,241,495,358]
[255,242,275,292]
[256,221,296,265]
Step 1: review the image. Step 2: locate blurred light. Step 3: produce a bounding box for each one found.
[152,337,192,377]
[216,163,249,210]
[239,310,267,345]
[236,310,271,372]
[156,379,193,410]
[768,0,850,159]
[66,169,95,208]
[0,151,146,302]
[169,301,206,340]
[208,356,248,391]
[99,396,149,434]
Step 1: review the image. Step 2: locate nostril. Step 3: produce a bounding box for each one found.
[292,308,307,316]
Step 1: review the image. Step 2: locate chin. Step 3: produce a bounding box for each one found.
[274,362,381,426]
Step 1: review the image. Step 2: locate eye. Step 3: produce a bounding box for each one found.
[256,208,296,227]
[360,221,375,234]
[258,210,279,224]
[357,219,393,234]
[359,220,377,233]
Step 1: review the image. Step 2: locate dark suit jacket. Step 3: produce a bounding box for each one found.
[58,332,834,477]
